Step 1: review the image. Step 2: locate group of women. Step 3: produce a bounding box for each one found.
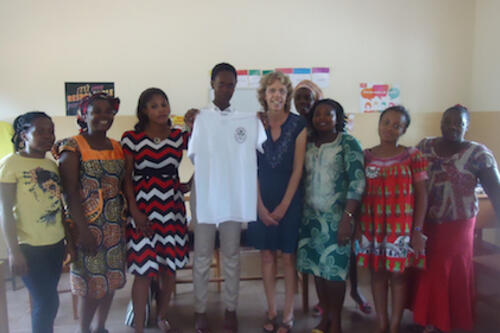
[1,66,499,333]
[250,72,500,333]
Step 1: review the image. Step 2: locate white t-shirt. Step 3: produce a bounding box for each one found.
[187,104,266,225]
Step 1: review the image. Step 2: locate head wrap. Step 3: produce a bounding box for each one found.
[76,92,120,132]
[294,80,324,101]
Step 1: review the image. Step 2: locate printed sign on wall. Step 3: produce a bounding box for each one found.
[359,83,400,113]
[65,82,115,116]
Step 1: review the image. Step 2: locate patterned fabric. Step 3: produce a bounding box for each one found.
[76,93,120,133]
[53,135,126,299]
[0,153,65,246]
[121,130,189,277]
[357,147,427,272]
[247,113,306,253]
[417,138,497,223]
[260,113,306,169]
[297,134,365,281]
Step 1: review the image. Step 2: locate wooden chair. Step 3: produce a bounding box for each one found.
[0,261,10,333]
[473,194,500,313]
[28,257,79,320]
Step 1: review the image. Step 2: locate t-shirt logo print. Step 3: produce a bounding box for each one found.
[234,127,247,143]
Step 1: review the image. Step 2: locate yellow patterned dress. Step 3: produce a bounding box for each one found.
[53,135,127,299]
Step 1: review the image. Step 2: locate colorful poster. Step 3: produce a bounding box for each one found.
[312,67,330,88]
[236,70,249,88]
[248,69,261,88]
[65,82,115,116]
[276,68,293,75]
[359,83,400,113]
[290,68,311,87]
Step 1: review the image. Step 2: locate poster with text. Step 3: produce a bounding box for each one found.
[359,83,400,113]
[65,82,115,116]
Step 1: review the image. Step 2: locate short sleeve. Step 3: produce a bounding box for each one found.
[471,143,497,174]
[342,135,366,201]
[416,138,426,153]
[295,115,307,136]
[181,130,191,150]
[0,154,17,183]
[409,148,428,182]
[256,117,267,153]
[187,113,201,162]
[51,137,79,160]
[120,131,135,155]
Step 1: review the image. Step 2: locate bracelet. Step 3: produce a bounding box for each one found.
[414,226,422,232]
[344,209,354,218]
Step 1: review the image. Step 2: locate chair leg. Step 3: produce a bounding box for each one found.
[71,294,79,320]
[302,273,309,313]
[215,249,221,292]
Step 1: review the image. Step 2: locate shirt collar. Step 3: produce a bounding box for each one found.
[210,101,234,114]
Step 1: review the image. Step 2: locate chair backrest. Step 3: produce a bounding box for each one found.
[476,195,498,230]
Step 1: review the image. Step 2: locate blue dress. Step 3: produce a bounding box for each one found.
[247,113,306,253]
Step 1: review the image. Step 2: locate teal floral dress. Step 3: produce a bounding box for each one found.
[297,133,365,281]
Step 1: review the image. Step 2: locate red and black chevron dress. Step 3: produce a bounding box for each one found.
[121,129,189,277]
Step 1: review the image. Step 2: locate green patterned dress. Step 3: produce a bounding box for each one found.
[297,133,365,281]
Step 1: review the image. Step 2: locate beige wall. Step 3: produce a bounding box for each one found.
[2,0,500,255]
[471,0,500,111]
[50,110,500,182]
[0,0,476,121]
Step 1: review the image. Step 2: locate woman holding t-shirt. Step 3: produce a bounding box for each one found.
[248,71,307,333]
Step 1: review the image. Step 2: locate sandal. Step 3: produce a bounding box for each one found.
[263,314,278,333]
[158,318,181,333]
[277,317,294,333]
[357,301,373,314]
[312,303,323,317]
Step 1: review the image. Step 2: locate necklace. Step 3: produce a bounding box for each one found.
[153,137,162,144]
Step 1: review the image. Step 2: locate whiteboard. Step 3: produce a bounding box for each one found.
[209,88,300,114]
[209,88,262,113]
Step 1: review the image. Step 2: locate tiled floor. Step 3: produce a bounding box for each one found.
[4,250,499,332]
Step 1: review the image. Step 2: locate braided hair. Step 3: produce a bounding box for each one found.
[12,112,52,151]
[308,98,347,139]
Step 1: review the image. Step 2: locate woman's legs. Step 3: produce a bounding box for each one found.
[261,250,277,330]
[20,241,65,333]
[95,292,115,332]
[157,270,176,321]
[371,269,389,333]
[324,279,346,333]
[131,276,152,332]
[389,272,407,333]
[349,249,370,312]
[80,292,116,333]
[80,296,100,333]
[281,253,296,323]
[314,277,329,331]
